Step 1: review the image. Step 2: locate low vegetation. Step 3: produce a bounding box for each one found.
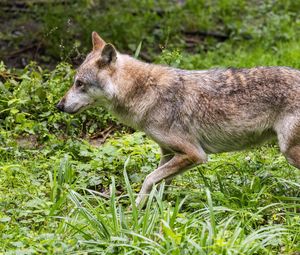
[1,0,300,254]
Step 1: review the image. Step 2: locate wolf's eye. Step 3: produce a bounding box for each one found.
[76,80,84,88]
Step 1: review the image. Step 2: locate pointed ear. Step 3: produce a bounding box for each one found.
[92,31,105,50]
[101,43,117,64]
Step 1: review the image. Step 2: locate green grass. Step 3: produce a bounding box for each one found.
[1,0,300,254]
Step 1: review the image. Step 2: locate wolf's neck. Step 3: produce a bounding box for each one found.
[113,55,161,98]
[118,54,158,84]
[109,54,172,128]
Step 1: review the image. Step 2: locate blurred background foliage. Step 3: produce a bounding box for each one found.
[1,0,300,68]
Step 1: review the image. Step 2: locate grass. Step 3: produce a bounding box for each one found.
[1,0,300,254]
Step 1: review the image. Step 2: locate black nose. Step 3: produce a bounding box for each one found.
[56,101,64,112]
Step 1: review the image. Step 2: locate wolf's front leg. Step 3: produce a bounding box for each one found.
[135,150,206,207]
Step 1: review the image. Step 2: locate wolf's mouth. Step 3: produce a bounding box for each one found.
[64,103,91,115]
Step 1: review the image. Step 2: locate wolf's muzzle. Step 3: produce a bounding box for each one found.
[56,101,65,112]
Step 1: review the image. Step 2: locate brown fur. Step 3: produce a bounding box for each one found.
[57,32,300,207]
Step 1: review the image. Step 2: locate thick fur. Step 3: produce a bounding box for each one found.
[57,32,300,207]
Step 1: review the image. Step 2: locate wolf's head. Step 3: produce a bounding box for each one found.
[57,32,118,114]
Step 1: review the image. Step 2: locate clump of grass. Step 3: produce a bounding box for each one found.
[60,169,296,254]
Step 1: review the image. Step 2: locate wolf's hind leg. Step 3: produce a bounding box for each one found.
[276,115,300,169]
[282,145,300,169]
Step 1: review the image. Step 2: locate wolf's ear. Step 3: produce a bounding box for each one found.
[101,43,117,64]
[92,31,105,50]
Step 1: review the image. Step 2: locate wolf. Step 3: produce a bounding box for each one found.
[57,32,300,207]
